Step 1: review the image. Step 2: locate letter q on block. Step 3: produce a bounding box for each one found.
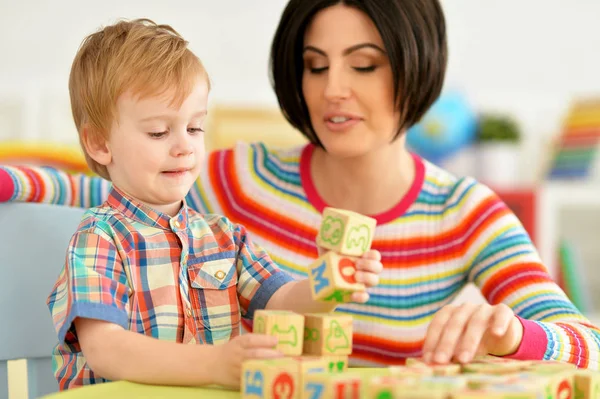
[316,207,377,257]
[308,252,366,303]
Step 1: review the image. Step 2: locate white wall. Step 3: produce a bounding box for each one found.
[1,0,599,163]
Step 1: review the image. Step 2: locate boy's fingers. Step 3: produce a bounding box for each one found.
[244,348,284,360]
[242,333,278,348]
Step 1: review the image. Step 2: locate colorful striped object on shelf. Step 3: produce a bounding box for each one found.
[547,100,600,179]
[557,240,591,314]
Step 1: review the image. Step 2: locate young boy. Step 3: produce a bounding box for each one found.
[47,19,383,390]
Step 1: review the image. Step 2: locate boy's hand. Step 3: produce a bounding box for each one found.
[349,249,383,303]
[421,303,524,364]
[213,333,282,388]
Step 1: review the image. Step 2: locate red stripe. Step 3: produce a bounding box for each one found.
[208,150,318,257]
[481,262,552,303]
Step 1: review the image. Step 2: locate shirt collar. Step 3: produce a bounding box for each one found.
[106,186,189,231]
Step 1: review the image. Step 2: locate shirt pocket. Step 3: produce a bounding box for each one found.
[187,257,240,344]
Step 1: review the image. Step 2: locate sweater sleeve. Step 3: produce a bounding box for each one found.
[0,165,111,207]
[457,177,600,369]
[0,150,223,213]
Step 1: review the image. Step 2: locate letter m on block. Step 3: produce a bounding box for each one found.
[311,261,330,295]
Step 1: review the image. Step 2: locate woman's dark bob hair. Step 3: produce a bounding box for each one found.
[270,0,447,146]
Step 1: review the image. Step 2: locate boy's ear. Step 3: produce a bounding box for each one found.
[81,125,112,166]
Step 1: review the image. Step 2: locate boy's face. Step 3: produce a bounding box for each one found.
[98,78,209,216]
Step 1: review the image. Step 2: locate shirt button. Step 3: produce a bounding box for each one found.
[215,270,226,280]
[182,255,188,264]
[186,308,192,317]
[174,220,181,228]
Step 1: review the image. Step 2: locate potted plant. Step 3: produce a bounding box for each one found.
[475,113,522,187]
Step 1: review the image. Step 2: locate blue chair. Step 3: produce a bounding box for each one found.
[0,202,84,399]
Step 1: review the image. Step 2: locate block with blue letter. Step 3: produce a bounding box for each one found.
[254,310,305,356]
[316,207,376,257]
[241,358,299,399]
[308,251,365,302]
[301,372,361,399]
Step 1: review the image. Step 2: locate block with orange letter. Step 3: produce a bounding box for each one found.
[253,310,304,356]
[302,313,353,356]
[316,207,376,256]
[308,251,365,303]
[574,370,600,399]
[241,358,300,399]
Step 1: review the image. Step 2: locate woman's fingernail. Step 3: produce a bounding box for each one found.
[434,352,448,363]
[422,352,431,363]
[459,351,470,363]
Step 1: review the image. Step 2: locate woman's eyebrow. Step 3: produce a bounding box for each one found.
[303,43,386,56]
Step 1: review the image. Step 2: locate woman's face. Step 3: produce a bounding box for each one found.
[302,4,400,158]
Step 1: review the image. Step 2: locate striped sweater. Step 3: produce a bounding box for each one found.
[1,142,599,368]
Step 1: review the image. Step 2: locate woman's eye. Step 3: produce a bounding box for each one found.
[309,66,329,74]
[354,66,377,73]
[188,128,205,134]
[148,132,167,138]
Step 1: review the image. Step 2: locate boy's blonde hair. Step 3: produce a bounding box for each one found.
[69,18,209,179]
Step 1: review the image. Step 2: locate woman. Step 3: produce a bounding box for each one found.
[2,0,598,368]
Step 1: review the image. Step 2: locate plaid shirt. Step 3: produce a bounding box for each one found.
[47,187,292,389]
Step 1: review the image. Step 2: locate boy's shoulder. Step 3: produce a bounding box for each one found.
[73,202,126,237]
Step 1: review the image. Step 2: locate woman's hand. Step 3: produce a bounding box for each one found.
[422,303,524,364]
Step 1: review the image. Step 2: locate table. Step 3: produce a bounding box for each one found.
[41,368,391,398]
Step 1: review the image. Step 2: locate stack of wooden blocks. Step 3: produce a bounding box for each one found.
[242,208,375,398]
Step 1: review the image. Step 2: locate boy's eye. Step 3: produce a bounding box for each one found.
[148,132,167,138]
[188,128,205,134]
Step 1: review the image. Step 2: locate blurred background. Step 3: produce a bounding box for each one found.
[1,1,599,397]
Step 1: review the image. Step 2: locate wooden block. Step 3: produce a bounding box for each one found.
[317,207,377,256]
[462,361,525,375]
[302,372,361,399]
[509,370,575,399]
[540,370,575,399]
[396,389,448,399]
[464,374,516,390]
[419,375,467,390]
[574,370,600,399]
[452,387,540,399]
[389,365,434,378]
[254,310,304,356]
[242,358,300,399]
[367,376,399,399]
[526,360,577,373]
[322,355,349,373]
[303,313,353,356]
[289,356,328,398]
[308,251,365,303]
[404,358,461,376]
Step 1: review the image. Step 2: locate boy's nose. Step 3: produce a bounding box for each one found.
[171,134,194,157]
